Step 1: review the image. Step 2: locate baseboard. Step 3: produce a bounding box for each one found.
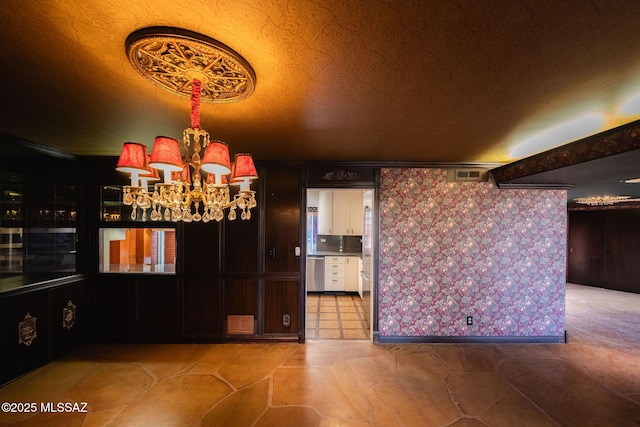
[376,334,566,344]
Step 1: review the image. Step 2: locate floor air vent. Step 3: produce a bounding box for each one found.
[446,168,489,182]
[227,315,255,335]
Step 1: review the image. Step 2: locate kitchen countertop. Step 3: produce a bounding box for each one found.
[309,251,362,257]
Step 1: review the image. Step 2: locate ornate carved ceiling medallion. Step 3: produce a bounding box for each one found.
[126,27,256,103]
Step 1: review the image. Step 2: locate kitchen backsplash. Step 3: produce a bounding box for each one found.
[316,235,362,253]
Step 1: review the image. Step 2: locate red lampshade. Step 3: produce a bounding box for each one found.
[149,136,183,171]
[116,142,148,174]
[201,141,231,175]
[231,153,258,181]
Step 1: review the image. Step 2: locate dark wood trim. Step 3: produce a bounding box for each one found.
[491,119,640,186]
[377,334,567,344]
[372,180,380,337]
[258,159,503,170]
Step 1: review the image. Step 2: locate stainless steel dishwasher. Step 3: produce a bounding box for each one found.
[306,256,325,292]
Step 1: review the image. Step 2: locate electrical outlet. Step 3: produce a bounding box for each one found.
[466,316,473,325]
[282,314,291,327]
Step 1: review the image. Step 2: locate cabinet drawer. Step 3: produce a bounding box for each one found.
[325,269,345,278]
[325,256,346,264]
[325,263,346,272]
[325,277,345,291]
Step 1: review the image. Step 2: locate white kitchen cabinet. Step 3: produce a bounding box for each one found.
[317,190,333,235]
[345,256,359,292]
[331,191,350,235]
[324,255,360,293]
[324,256,346,291]
[318,190,363,236]
[348,191,363,235]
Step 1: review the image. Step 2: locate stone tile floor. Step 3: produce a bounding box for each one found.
[0,284,639,426]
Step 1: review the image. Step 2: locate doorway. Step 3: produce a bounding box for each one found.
[305,188,375,340]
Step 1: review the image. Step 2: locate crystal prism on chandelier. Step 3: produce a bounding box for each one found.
[116,78,258,222]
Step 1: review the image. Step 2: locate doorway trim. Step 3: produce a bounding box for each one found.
[301,165,380,342]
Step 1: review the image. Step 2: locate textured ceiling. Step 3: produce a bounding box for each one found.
[2,0,640,164]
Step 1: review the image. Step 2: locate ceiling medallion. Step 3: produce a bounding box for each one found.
[126,27,256,103]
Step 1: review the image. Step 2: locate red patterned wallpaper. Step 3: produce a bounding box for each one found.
[378,168,566,337]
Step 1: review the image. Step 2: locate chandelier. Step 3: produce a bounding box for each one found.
[115,28,258,223]
[574,195,630,206]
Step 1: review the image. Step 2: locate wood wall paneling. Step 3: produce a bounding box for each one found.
[85,161,305,343]
[568,209,640,293]
[263,280,299,335]
[182,278,222,336]
[604,210,640,292]
[137,275,179,339]
[568,211,605,285]
[90,275,136,340]
[264,166,302,273]
[180,221,221,274]
[223,279,259,333]
[223,210,259,272]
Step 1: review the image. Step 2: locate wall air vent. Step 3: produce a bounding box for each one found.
[446,168,489,182]
[227,315,255,335]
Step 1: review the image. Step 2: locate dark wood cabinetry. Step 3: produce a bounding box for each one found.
[51,280,88,358]
[568,209,640,293]
[0,138,86,385]
[0,278,88,385]
[0,291,48,385]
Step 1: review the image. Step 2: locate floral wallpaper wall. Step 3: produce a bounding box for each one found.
[378,168,566,337]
